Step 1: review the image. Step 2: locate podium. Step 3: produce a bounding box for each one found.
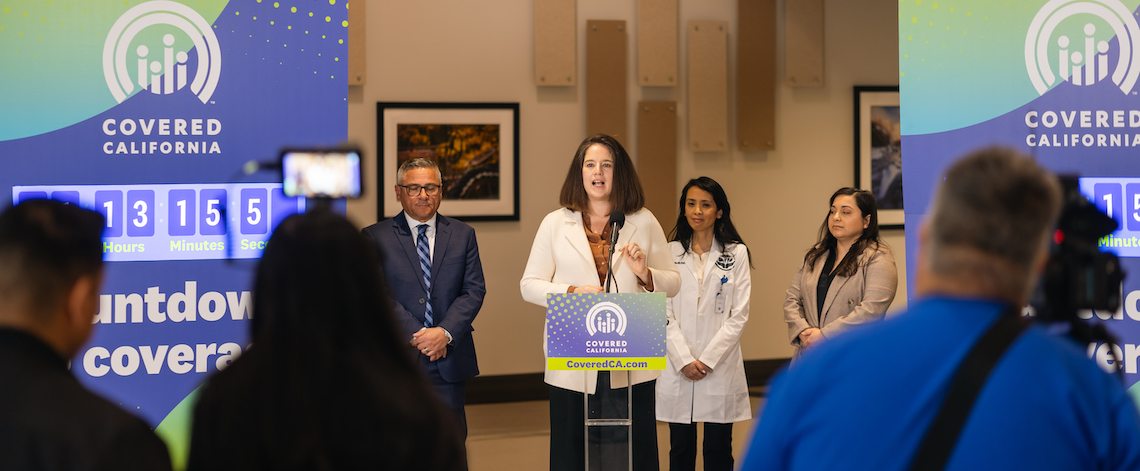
[546,293,667,471]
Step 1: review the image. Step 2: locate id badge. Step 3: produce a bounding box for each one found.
[715,275,728,314]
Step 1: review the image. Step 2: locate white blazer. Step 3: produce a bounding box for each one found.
[656,241,752,424]
[520,207,681,394]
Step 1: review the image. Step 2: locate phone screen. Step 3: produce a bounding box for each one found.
[281,150,362,198]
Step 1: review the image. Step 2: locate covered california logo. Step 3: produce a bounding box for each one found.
[586,301,628,336]
[103,1,221,104]
[1026,0,1140,95]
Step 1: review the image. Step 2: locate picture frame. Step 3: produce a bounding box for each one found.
[853,86,903,229]
[377,102,520,222]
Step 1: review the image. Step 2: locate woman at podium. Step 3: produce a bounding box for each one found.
[656,177,753,471]
[783,188,897,357]
[521,134,680,471]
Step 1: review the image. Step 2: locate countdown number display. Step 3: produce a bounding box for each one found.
[13,183,303,261]
[1079,178,1140,258]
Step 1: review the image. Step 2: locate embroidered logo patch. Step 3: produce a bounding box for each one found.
[715,252,735,271]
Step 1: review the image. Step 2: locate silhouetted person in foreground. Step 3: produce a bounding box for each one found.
[743,148,1140,470]
[0,199,172,471]
[188,210,465,471]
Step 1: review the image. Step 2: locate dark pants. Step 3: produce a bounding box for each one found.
[667,421,734,471]
[549,372,659,471]
[419,353,468,441]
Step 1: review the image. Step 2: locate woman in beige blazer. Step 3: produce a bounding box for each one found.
[784,188,898,357]
[521,134,680,471]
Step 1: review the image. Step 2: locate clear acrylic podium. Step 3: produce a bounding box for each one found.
[584,370,634,471]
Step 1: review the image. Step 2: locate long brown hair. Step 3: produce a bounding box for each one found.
[803,188,883,277]
[558,134,645,214]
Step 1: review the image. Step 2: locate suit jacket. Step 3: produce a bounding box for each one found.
[362,212,486,383]
[783,243,898,356]
[520,207,681,393]
[0,328,172,471]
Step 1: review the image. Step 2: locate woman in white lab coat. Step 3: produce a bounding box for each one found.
[656,177,752,471]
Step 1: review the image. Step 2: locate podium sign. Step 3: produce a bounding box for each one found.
[546,293,666,370]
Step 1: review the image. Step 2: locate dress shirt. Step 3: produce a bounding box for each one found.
[404,212,437,259]
[402,212,451,343]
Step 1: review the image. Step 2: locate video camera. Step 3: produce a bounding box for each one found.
[1036,176,1124,320]
[1032,176,1125,371]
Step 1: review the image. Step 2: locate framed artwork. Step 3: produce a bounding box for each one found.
[854,86,903,229]
[377,102,520,221]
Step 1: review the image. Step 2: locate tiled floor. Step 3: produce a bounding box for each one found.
[466,397,765,471]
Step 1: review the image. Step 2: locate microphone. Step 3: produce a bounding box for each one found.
[608,210,625,246]
[604,210,625,293]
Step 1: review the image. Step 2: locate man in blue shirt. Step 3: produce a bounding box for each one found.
[742,148,1140,470]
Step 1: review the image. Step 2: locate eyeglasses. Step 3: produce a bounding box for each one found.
[399,184,442,196]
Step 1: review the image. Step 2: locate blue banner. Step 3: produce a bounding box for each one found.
[0,0,348,461]
[900,0,1140,402]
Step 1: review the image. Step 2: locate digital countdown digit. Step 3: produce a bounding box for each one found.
[13,183,303,261]
[1081,178,1140,258]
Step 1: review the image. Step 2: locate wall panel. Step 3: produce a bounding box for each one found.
[638,101,678,227]
[737,0,775,150]
[586,20,628,142]
[535,0,577,86]
[637,0,678,87]
[687,20,728,152]
[348,0,366,85]
[785,0,824,87]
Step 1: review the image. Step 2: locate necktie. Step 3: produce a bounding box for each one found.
[417,224,434,327]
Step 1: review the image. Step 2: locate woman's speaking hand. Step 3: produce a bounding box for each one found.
[620,242,649,280]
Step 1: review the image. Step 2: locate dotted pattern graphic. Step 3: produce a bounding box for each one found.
[227,0,348,79]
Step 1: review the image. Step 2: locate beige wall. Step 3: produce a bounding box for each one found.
[345,0,905,376]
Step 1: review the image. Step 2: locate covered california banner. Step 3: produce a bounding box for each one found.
[899,0,1140,400]
[0,0,349,463]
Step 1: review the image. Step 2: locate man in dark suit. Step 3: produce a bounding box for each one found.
[0,200,172,471]
[362,158,486,441]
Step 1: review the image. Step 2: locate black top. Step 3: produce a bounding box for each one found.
[0,327,172,471]
[816,249,839,325]
[187,347,467,471]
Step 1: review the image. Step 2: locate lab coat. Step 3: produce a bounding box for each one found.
[656,240,752,424]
